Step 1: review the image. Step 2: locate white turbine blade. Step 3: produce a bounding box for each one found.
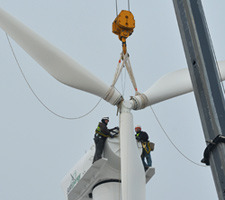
[218,60,225,81]
[132,60,225,108]
[144,67,192,105]
[0,7,122,105]
[120,105,145,200]
[145,60,225,105]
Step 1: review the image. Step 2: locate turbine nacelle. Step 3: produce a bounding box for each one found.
[61,137,155,200]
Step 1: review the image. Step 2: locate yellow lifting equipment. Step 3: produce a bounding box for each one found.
[112,10,135,54]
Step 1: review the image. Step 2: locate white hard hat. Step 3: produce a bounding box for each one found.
[102,117,109,121]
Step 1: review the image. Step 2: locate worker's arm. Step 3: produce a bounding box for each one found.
[135,134,141,142]
[99,123,112,137]
[108,126,119,132]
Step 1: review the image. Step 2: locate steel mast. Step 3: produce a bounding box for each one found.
[173,1,225,199]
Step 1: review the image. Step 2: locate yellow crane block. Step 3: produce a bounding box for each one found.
[112,10,135,54]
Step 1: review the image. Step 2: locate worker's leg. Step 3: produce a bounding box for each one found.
[146,153,152,167]
[93,137,105,163]
[141,153,148,167]
[93,137,99,163]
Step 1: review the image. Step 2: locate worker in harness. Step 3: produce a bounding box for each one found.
[135,125,152,170]
[93,117,119,163]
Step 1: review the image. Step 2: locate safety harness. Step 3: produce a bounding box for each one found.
[95,123,111,138]
[142,141,151,154]
[136,132,152,153]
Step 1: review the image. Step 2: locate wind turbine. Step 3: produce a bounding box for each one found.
[1,3,225,200]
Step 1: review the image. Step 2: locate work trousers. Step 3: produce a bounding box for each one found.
[141,151,152,167]
[93,135,106,163]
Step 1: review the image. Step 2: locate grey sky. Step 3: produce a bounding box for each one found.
[0,1,225,199]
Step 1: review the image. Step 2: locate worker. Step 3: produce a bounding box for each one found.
[93,117,119,163]
[135,125,152,170]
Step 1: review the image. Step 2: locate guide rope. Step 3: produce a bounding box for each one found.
[150,105,206,167]
[6,33,102,120]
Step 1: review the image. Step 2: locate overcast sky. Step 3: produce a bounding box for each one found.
[1,1,225,200]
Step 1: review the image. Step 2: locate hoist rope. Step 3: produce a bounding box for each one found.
[150,105,206,167]
[115,0,118,16]
[6,33,102,120]
[115,0,131,15]
[128,0,130,11]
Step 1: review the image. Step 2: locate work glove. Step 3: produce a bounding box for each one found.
[113,127,119,135]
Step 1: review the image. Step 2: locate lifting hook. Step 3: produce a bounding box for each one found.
[112,10,135,55]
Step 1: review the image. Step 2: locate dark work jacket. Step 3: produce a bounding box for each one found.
[135,131,149,142]
[135,131,150,154]
[95,122,114,139]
